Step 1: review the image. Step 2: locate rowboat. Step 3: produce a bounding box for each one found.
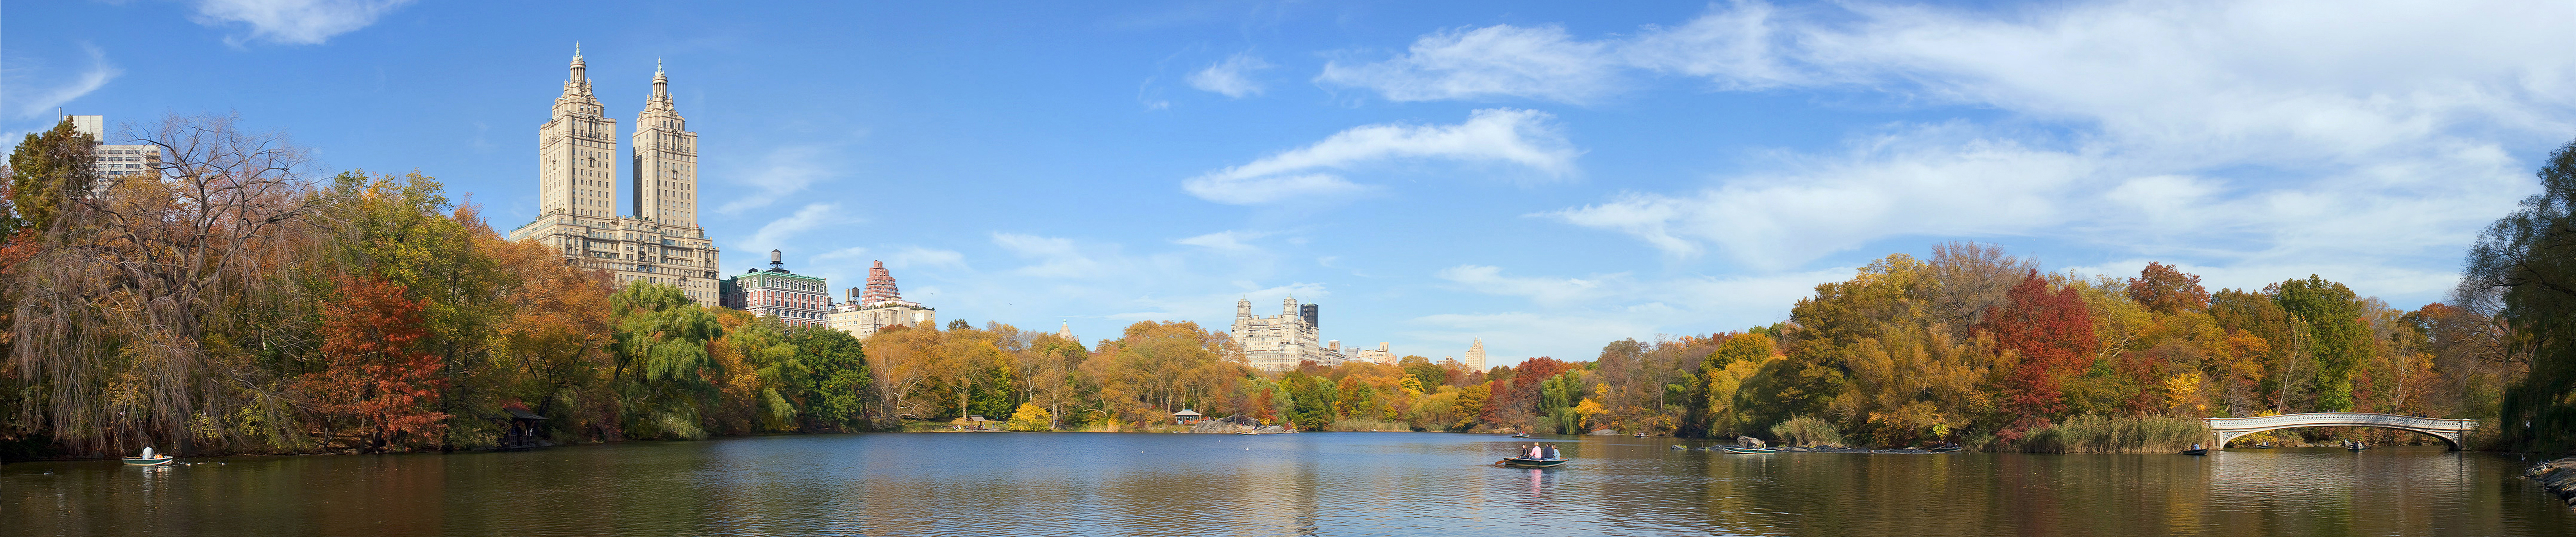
[1719,445,1777,454]
[123,447,174,466]
[1234,431,1258,435]
[1497,457,1568,468]
[1510,433,1530,438]
[2181,448,2208,456]
[1929,446,1964,453]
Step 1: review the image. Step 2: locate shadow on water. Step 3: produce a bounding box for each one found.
[2,434,2568,536]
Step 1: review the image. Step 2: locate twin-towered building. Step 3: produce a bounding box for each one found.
[507,47,724,304]
[505,47,936,335]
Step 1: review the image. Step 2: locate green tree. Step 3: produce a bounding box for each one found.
[2272,276,2368,411]
[5,117,97,234]
[2466,137,2576,452]
[610,283,724,439]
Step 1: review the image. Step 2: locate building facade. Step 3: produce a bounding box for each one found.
[829,260,936,339]
[1348,342,1395,365]
[1462,338,1487,371]
[722,250,830,327]
[506,48,723,303]
[1233,296,1331,372]
[64,115,161,192]
[824,260,937,341]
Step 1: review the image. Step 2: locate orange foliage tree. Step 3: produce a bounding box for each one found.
[304,275,448,452]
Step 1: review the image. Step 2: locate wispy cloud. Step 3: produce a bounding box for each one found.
[191,0,415,46]
[1187,51,1274,98]
[1415,264,1853,362]
[1317,0,2576,286]
[718,143,843,215]
[1182,108,1581,205]
[4,44,121,119]
[1551,130,2089,270]
[1317,25,1623,104]
[992,232,1105,278]
[1176,230,1272,252]
[740,203,849,258]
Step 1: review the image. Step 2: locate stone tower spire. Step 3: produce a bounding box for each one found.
[541,43,616,219]
[1058,321,1073,339]
[861,260,902,304]
[630,59,698,228]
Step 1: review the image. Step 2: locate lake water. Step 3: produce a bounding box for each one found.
[5,432,2570,536]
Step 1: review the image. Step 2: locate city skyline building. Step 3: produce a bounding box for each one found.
[830,260,936,339]
[722,249,830,327]
[506,46,723,303]
[1233,296,1333,372]
[64,115,161,193]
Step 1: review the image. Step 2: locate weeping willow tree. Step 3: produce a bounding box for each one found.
[7,114,320,456]
[2466,137,2576,453]
[609,282,724,439]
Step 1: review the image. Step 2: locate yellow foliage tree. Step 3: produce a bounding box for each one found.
[1006,403,1054,431]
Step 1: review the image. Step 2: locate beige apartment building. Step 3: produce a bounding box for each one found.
[507,48,723,303]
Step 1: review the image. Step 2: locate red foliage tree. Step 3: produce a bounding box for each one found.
[303,275,448,452]
[1985,273,2097,436]
[1481,357,1576,425]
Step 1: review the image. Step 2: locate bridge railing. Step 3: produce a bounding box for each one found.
[2204,412,2475,431]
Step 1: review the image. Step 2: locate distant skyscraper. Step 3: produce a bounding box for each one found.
[1463,338,1487,371]
[507,46,723,303]
[830,260,936,339]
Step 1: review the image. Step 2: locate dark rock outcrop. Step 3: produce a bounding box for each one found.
[2528,456,2576,508]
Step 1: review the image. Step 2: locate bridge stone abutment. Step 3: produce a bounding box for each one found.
[2203,413,2478,450]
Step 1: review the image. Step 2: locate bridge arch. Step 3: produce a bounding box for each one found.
[2204,413,2478,451]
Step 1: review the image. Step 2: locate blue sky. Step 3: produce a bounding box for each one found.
[8,0,2575,364]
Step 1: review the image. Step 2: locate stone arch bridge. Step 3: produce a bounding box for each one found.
[2204,413,2478,450]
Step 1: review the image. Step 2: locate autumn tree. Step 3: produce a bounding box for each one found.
[1986,272,2097,435]
[303,275,448,452]
[2127,262,2212,315]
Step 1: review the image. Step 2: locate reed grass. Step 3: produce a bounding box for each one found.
[1771,415,1846,448]
[2021,414,2209,453]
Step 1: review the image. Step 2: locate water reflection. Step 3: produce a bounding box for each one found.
[3,434,2569,537]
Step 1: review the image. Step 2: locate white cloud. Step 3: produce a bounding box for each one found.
[739,203,847,259]
[1176,230,1272,252]
[1187,52,1273,98]
[1436,265,1621,307]
[718,144,843,215]
[992,232,1106,278]
[1424,0,2576,279]
[1418,264,1852,362]
[4,44,121,119]
[1551,132,2089,270]
[1182,108,1581,205]
[191,0,414,46]
[1318,25,1623,103]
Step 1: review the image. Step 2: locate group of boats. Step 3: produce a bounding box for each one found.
[1494,435,1967,467]
[2180,440,2368,455]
